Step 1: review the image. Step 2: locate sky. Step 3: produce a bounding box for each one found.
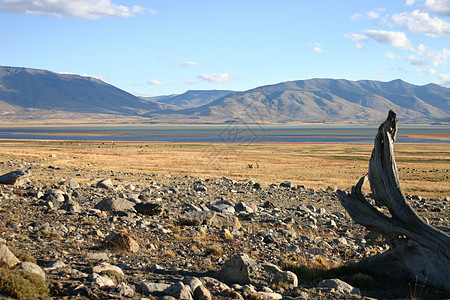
[1,0,449,96]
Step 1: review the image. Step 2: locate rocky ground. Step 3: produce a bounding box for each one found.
[0,157,449,300]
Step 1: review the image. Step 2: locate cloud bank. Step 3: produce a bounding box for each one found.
[0,0,152,19]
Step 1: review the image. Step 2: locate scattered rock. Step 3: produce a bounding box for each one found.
[104,232,140,253]
[318,278,360,295]
[0,244,20,267]
[96,178,114,189]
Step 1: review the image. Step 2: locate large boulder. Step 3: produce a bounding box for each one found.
[94,197,135,212]
[0,170,30,186]
[217,254,297,289]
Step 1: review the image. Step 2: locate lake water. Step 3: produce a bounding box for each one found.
[0,125,448,143]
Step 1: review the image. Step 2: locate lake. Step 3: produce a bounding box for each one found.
[0,125,448,143]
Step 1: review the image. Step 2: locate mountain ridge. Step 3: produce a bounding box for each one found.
[0,66,449,124]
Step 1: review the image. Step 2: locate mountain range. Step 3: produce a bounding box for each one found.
[1,66,449,124]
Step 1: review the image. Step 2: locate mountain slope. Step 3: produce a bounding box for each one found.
[147,90,235,109]
[1,66,449,124]
[0,66,160,117]
[148,78,449,123]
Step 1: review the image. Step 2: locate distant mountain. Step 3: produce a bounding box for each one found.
[148,78,450,124]
[0,66,160,119]
[1,66,449,124]
[146,90,235,109]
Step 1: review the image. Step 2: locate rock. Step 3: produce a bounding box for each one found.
[19,261,46,280]
[210,200,236,214]
[89,272,115,288]
[0,170,31,185]
[164,282,193,300]
[112,282,135,298]
[47,260,66,269]
[194,185,207,192]
[221,289,244,300]
[0,244,20,267]
[253,182,269,189]
[183,276,203,293]
[200,277,230,293]
[318,278,360,295]
[134,202,162,216]
[60,199,81,213]
[254,292,283,299]
[92,262,124,275]
[327,185,338,192]
[193,285,212,300]
[140,282,171,295]
[235,201,254,214]
[86,252,110,261]
[94,197,135,212]
[105,232,140,253]
[96,178,114,189]
[206,212,241,230]
[218,254,298,289]
[280,181,295,188]
[66,177,80,189]
[44,189,69,203]
[124,183,135,191]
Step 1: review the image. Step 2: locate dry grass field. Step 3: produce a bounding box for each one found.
[0,140,448,198]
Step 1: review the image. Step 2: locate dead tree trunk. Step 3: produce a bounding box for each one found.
[337,110,450,291]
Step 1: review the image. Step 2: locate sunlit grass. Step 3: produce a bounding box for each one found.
[0,140,448,198]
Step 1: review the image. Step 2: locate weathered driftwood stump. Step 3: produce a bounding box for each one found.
[337,110,450,291]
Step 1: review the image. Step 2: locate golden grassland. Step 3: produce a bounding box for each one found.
[0,140,448,198]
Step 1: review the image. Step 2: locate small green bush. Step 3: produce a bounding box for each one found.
[0,266,49,299]
[350,272,375,288]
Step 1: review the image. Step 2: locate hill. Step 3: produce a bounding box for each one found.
[147,79,450,124]
[0,66,449,124]
[0,66,160,122]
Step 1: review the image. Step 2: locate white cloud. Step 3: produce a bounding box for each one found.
[181,61,200,68]
[428,48,450,67]
[406,0,416,5]
[364,30,415,51]
[405,54,429,66]
[197,73,235,83]
[0,0,151,20]
[385,52,399,59]
[148,79,164,86]
[428,68,437,74]
[314,46,323,53]
[309,42,324,53]
[350,13,362,20]
[344,33,368,49]
[184,79,196,84]
[424,0,450,17]
[367,10,380,20]
[436,73,450,86]
[392,10,450,37]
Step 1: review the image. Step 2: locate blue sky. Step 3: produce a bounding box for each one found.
[1,0,449,96]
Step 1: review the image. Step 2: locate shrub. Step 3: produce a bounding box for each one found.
[350,273,375,288]
[0,266,49,299]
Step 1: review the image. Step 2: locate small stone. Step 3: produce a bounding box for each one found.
[0,244,20,267]
[105,232,140,253]
[94,197,135,212]
[19,261,46,280]
[164,282,193,300]
[112,282,135,298]
[96,178,114,189]
[89,273,115,288]
[92,262,124,275]
[140,282,171,295]
[193,285,212,300]
[319,278,360,295]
